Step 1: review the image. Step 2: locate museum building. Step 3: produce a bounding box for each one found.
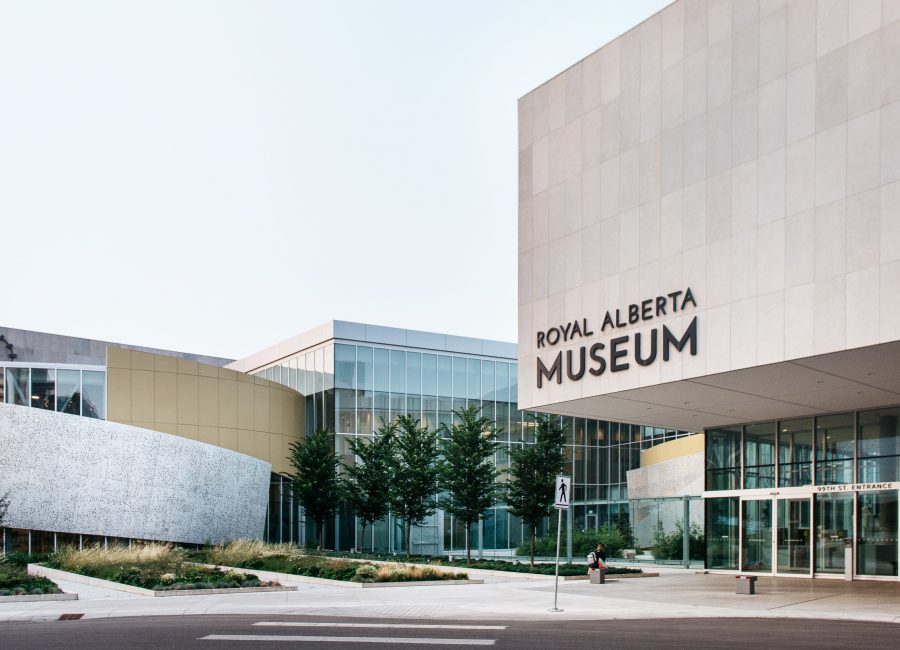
[0,322,690,557]
[518,0,900,578]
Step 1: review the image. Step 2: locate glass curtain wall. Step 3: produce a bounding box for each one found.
[259,343,693,553]
[2,366,105,419]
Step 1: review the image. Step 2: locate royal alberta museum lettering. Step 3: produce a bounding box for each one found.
[536,288,698,388]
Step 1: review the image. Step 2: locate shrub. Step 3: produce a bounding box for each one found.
[205,540,304,568]
[516,525,627,559]
[351,565,379,583]
[651,520,705,561]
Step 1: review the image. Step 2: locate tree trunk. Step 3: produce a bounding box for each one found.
[465,522,471,564]
[318,520,324,551]
[359,522,367,554]
[530,527,536,567]
[406,521,412,561]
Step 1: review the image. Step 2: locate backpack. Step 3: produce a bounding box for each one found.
[586,551,599,569]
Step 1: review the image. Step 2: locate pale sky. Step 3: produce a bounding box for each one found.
[1,0,670,360]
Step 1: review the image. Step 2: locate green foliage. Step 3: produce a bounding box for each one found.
[0,560,61,596]
[45,543,269,591]
[447,559,639,576]
[505,414,566,565]
[0,552,52,568]
[651,520,705,561]
[389,415,441,560]
[343,419,397,551]
[438,404,501,562]
[351,564,379,582]
[288,429,342,549]
[518,525,627,560]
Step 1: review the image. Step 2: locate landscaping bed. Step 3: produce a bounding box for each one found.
[1,552,67,599]
[195,541,475,586]
[31,543,293,596]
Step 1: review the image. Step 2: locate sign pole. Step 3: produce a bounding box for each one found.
[549,475,569,613]
[550,506,563,612]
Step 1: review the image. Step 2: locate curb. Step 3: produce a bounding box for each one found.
[0,593,79,603]
[195,563,483,589]
[27,564,297,597]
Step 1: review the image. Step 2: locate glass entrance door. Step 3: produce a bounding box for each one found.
[741,499,773,572]
[776,498,811,574]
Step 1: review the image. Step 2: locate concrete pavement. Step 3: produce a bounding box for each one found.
[1,571,898,625]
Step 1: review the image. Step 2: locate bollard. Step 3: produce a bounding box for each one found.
[735,575,756,595]
[590,570,606,584]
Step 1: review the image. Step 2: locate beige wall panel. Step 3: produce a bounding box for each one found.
[177,374,199,425]
[154,372,178,424]
[177,358,199,375]
[218,427,238,451]
[106,367,132,421]
[131,351,156,371]
[105,350,304,468]
[107,347,131,369]
[254,385,270,432]
[236,382,253,429]
[154,421,179,436]
[199,362,218,378]
[198,376,219,427]
[154,354,177,373]
[253,430,270,462]
[177,423,199,440]
[218,379,238,428]
[269,389,283,436]
[237,429,254,456]
[199,425,219,446]
[131,370,155,422]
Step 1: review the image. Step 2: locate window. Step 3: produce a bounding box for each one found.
[743,422,776,488]
[6,367,29,406]
[816,413,854,485]
[335,344,356,390]
[858,407,900,483]
[706,427,741,490]
[30,368,55,410]
[778,418,813,487]
[56,369,81,415]
[82,371,105,419]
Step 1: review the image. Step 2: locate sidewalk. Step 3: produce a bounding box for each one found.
[1,572,898,624]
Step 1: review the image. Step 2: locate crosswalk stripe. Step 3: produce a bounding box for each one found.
[253,622,506,630]
[201,634,495,645]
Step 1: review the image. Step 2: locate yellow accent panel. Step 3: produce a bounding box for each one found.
[131,370,155,422]
[198,376,219,426]
[199,425,219,446]
[106,367,132,421]
[154,372,178,424]
[641,434,705,468]
[177,374,199,425]
[107,347,132,369]
[254,385,269,432]
[132,351,156,371]
[154,354,177,373]
[236,382,253,429]
[178,424,199,440]
[218,380,237,428]
[106,350,305,469]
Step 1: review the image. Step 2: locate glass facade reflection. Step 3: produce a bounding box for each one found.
[705,407,900,578]
[258,341,692,554]
[1,365,105,419]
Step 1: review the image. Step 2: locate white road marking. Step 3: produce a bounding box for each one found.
[201,634,495,645]
[253,622,506,630]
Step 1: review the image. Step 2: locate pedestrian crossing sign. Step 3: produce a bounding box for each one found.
[554,475,571,509]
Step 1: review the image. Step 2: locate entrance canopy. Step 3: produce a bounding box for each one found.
[532,342,900,431]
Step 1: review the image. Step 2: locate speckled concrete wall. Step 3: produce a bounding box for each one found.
[0,403,270,544]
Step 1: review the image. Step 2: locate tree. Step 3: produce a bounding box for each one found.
[506,414,566,566]
[288,429,342,550]
[389,414,441,560]
[342,419,397,552]
[438,404,500,563]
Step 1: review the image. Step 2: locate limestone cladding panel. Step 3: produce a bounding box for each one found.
[0,404,270,544]
[518,0,900,410]
[106,347,304,474]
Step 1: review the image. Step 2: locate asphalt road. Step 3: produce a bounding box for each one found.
[1,614,898,649]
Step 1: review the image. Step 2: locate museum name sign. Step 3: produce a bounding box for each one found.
[535,288,698,388]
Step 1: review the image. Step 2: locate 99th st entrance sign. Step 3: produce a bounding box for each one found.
[550,476,571,613]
